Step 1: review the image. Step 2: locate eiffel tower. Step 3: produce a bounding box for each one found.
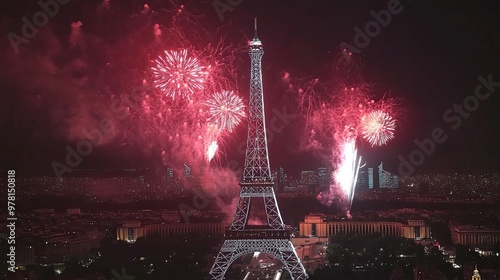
[209,19,308,280]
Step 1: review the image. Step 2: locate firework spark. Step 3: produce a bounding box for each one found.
[204,90,246,132]
[206,140,218,162]
[152,49,208,100]
[361,110,396,146]
[334,139,363,207]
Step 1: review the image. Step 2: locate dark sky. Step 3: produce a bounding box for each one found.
[1,0,500,177]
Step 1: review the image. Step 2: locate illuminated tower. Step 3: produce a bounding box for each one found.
[472,265,481,280]
[209,19,308,280]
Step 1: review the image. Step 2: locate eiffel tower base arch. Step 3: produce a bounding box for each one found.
[209,239,308,280]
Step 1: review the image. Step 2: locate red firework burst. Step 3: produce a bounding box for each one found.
[152,49,208,100]
[360,110,396,146]
[204,90,246,132]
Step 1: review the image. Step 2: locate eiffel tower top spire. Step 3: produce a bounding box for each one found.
[250,17,262,48]
[254,17,258,39]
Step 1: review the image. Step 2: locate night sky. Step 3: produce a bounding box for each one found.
[2,0,500,177]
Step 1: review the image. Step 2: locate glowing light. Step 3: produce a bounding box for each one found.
[333,138,362,208]
[152,49,208,100]
[361,110,395,146]
[204,90,246,132]
[206,141,218,161]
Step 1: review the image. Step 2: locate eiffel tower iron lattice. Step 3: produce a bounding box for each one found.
[209,19,308,280]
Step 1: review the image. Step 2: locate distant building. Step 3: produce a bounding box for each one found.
[284,177,306,194]
[450,223,500,248]
[356,167,373,189]
[301,170,317,183]
[299,214,431,240]
[379,162,398,188]
[300,170,318,196]
[116,221,145,242]
[472,265,481,280]
[317,167,330,186]
[368,167,374,188]
[275,167,287,194]
[405,219,432,240]
[116,222,227,242]
[356,162,398,189]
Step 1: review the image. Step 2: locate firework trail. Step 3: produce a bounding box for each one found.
[334,138,363,208]
[206,140,219,161]
[204,90,246,132]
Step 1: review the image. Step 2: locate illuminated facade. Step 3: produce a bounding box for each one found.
[116,222,146,242]
[357,162,398,189]
[299,215,431,240]
[116,222,227,242]
[275,167,287,193]
[148,223,225,237]
[450,224,500,248]
[378,162,398,188]
[356,167,373,189]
